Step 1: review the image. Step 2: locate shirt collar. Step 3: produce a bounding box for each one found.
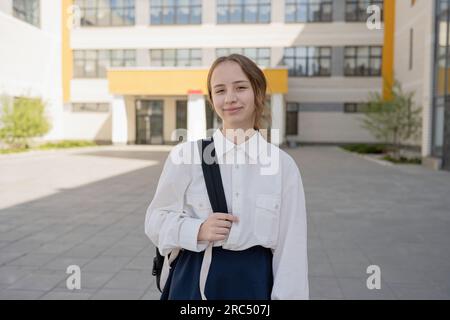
[212,128,266,162]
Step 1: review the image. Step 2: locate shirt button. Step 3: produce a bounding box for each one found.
[235,192,239,198]
[274,204,279,209]
[235,165,239,169]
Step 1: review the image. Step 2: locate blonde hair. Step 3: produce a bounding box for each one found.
[206,54,271,130]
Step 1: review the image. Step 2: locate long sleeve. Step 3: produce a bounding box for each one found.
[271,164,309,300]
[144,143,208,256]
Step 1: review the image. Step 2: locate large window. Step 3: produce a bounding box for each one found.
[286,103,299,135]
[216,48,271,67]
[346,0,383,22]
[150,0,201,25]
[344,46,382,76]
[433,0,450,158]
[217,0,271,24]
[74,50,136,78]
[283,47,332,77]
[74,0,135,26]
[285,0,333,23]
[72,103,110,112]
[13,0,40,27]
[150,49,202,66]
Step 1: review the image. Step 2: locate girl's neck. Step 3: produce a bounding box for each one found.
[221,126,257,145]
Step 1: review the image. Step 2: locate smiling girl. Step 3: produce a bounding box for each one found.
[145,54,309,300]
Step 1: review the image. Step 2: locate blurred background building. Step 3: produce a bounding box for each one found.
[0,0,448,170]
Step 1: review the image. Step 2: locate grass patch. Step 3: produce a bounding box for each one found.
[37,140,97,150]
[0,140,97,154]
[382,155,422,164]
[0,147,29,154]
[341,144,386,154]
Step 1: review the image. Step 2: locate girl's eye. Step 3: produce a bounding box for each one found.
[238,87,247,90]
[215,90,224,94]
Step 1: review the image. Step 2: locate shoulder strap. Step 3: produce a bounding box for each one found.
[197,138,228,214]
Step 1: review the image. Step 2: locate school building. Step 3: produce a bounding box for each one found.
[0,0,448,170]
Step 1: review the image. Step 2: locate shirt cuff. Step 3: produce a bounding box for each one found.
[179,217,209,252]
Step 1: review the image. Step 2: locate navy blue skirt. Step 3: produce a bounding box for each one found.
[160,246,273,300]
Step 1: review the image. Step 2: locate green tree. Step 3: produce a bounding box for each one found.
[360,80,422,160]
[0,96,51,149]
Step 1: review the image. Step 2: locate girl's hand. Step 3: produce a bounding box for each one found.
[197,213,239,242]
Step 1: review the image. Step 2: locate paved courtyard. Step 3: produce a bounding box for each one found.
[0,145,449,300]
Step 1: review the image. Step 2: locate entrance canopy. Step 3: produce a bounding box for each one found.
[107,67,288,96]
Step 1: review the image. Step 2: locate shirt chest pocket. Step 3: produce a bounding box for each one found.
[185,193,212,219]
[253,194,281,246]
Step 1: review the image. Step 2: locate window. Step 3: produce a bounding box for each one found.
[217,0,271,24]
[74,50,136,78]
[409,28,414,70]
[344,46,382,76]
[176,100,187,129]
[285,0,333,23]
[150,49,202,66]
[216,48,271,67]
[345,0,383,22]
[150,0,201,24]
[344,103,369,113]
[283,47,332,77]
[13,0,40,27]
[286,103,299,135]
[74,0,135,27]
[72,103,110,112]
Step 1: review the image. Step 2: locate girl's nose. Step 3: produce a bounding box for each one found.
[225,91,237,104]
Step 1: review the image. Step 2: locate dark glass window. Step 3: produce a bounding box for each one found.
[72,103,110,112]
[176,100,187,129]
[74,0,135,27]
[216,48,271,67]
[286,103,299,135]
[13,0,40,27]
[344,46,382,76]
[344,102,369,113]
[74,50,136,78]
[283,47,332,77]
[217,0,271,24]
[150,0,201,25]
[285,0,333,23]
[345,0,384,22]
[150,49,202,66]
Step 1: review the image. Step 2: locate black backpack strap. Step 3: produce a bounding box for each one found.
[197,138,228,214]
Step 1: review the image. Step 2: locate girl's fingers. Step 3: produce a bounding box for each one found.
[216,220,232,228]
[214,213,239,223]
[215,227,230,235]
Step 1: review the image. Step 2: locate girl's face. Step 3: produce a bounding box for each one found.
[210,61,256,131]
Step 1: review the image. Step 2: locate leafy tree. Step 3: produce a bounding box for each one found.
[0,96,51,149]
[360,80,422,160]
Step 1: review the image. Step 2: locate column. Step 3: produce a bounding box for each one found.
[136,0,149,26]
[41,0,64,140]
[187,93,206,141]
[270,94,285,146]
[112,95,128,144]
[333,0,346,22]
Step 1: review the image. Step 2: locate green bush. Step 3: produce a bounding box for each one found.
[341,144,386,154]
[0,96,51,149]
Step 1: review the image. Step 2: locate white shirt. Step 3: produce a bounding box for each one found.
[145,128,309,300]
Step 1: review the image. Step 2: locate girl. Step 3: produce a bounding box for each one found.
[145,54,309,300]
